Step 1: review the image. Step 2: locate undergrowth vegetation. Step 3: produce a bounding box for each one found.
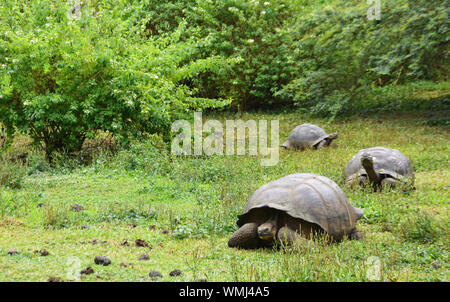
[0,0,448,283]
[0,112,448,281]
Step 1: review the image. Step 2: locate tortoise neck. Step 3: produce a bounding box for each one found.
[361,158,381,184]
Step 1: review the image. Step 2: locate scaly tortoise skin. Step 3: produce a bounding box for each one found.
[281,123,338,150]
[345,147,415,190]
[228,173,364,249]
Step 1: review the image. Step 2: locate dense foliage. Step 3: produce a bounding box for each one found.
[276,0,449,116]
[130,0,449,113]
[0,0,448,158]
[0,0,230,159]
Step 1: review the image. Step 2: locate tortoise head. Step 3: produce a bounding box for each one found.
[325,133,338,147]
[360,153,382,185]
[328,133,338,140]
[281,140,291,149]
[360,152,374,168]
[257,213,279,241]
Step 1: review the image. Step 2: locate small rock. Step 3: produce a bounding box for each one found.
[71,203,84,212]
[169,269,182,277]
[7,248,19,255]
[139,254,150,261]
[431,262,442,269]
[119,240,130,246]
[94,255,111,266]
[40,249,49,256]
[149,270,163,279]
[161,230,173,235]
[80,267,94,275]
[81,225,89,229]
[37,203,46,208]
[48,277,63,282]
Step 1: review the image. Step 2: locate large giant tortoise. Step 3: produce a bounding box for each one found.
[344,147,415,190]
[228,173,364,249]
[281,124,338,150]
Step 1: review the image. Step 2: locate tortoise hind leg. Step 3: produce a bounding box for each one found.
[228,223,260,249]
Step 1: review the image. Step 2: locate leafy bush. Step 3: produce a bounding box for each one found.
[0,0,230,161]
[1,0,448,154]
[276,0,449,117]
[122,0,197,36]
[0,160,26,189]
[185,0,298,110]
[122,0,449,114]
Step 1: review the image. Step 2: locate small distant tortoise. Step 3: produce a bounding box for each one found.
[281,124,338,150]
[228,173,364,249]
[345,147,415,190]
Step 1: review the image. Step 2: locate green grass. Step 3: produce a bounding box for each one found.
[0,111,449,282]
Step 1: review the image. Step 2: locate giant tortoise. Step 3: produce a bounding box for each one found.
[281,124,338,150]
[344,147,415,190]
[228,173,364,249]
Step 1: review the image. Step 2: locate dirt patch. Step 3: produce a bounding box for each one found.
[81,267,95,275]
[135,239,151,249]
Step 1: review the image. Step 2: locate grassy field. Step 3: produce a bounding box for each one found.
[0,110,448,282]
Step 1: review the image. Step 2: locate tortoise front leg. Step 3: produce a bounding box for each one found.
[381,177,396,189]
[228,223,260,249]
[277,226,301,246]
[349,228,364,240]
[316,140,327,149]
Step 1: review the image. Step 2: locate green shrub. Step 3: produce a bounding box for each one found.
[122,0,197,36]
[0,160,26,189]
[185,0,298,110]
[275,0,449,117]
[0,0,231,161]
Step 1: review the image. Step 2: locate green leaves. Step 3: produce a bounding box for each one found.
[0,0,229,160]
[276,0,449,118]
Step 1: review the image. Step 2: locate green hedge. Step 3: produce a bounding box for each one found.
[0,0,231,160]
